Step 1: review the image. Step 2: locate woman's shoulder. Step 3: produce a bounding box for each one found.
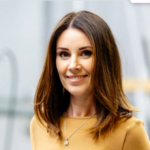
[30,115,46,131]
[30,115,38,128]
[30,115,36,125]
[116,116,150,150]
[115,115,146,135]
[30,115,38,132]
[118,115,143,127]
[111,116,149,140]
[103,116,149,150]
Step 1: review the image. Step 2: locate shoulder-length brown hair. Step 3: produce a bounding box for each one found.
[34,10,135,139]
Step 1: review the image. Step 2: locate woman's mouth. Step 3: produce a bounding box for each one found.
[66,75,87,83]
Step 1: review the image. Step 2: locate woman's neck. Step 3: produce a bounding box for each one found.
[67,94,96,117]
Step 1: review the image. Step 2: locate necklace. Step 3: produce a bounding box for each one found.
[64,114,95,146]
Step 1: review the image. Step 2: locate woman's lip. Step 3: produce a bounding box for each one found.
[66,75,87,83]
[66,75,87,78]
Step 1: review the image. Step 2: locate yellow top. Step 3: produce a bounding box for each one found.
[30,114,150,150]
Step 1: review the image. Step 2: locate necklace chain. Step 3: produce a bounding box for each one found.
[64,114,95,146]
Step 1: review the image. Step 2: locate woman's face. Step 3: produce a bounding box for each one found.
[56,28,94,97]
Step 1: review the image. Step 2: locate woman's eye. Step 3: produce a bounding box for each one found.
[60,52,69,58]
[82,51,92,57]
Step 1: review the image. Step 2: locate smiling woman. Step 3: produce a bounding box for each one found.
[56,28,94,98]
[30,11,150,150]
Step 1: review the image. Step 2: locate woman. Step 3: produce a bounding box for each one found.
[30,10,150,150]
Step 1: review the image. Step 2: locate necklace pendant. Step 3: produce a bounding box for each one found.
[64,140,69,146]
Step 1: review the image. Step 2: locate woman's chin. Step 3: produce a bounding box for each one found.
[68,89,93,98]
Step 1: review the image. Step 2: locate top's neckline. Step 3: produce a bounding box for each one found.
[63,112,97,119]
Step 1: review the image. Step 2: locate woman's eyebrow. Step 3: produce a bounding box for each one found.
[79,46,92,50]
[56,47,69,51]
[56,46,92,51]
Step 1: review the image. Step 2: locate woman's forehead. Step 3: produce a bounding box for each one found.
[56,28,92,49]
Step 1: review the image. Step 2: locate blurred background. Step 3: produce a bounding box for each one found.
[0,1,150,150]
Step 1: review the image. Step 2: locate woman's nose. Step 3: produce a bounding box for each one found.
[68,56,81,70]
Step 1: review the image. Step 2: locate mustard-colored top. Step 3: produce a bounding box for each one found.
[30,114,150,150]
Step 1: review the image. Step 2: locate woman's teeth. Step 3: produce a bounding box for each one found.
[69,76,86,80]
